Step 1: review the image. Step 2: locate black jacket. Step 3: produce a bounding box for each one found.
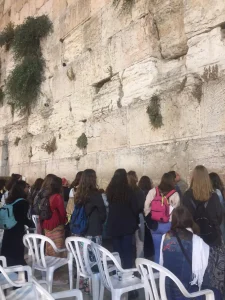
[183,189,222,246]
[85,192,106,237]
[2,199,33,266]
[107,189,139,237]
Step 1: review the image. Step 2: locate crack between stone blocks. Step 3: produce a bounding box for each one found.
[117,71,124,108]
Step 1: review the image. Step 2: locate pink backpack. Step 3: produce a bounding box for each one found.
[151,187,176,223]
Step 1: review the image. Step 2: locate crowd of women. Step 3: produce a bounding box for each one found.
[0,165,225,299]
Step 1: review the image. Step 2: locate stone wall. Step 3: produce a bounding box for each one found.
[1,0,225,187]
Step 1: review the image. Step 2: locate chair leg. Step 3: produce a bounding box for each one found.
[76,273,80,290]
[112,290,123,300]
[68,261,73,290]
[46,270,54,293]
[99,282,104,300]
[91,274,100,300]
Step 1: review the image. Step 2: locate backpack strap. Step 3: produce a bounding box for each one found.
[165,189,176,199]
[12,198,24,206]
[155,187,160,197]
[173,230,192,268]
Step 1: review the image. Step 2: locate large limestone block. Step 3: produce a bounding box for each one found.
[186,28,225,74]
[53,0,67,19]
[63,27,84,63]
[127,92,200,146]
[77,152,98,174]
[29,133,58,162]
[8,134,32,165]
[18,161,46,183]
[115,148,143,176]
[154,0,188,59]
[90,0,110,15]
[188,136,225,174]
[202,77,225,134]
[108,13,161,73]
[27,113,47,136]
[45,157,79,180]
[96,151,116,188]
[92,75,121,116]
[142,141,189,184]
[121,58,158,107]
[52,67,75,102]
[60,0,91,38]
[184,0,225,39]
[87,109,127,152]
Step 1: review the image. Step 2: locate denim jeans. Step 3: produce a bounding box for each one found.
[113,234,134,269]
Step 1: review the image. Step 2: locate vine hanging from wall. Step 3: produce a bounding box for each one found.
[0,15,53,115]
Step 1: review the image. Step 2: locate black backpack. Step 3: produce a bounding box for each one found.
[191,200,218,245]
[33,190,52,221]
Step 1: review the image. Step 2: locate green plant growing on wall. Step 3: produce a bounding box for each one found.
[146,95,163,129]
[0,88,4,105]
[2,15,53,115]
[42,136,57,154]
[0,22,15,51]
[77,133,88,149]
[14,137,21,146]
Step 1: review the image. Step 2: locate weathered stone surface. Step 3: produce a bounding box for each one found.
[154,0,188,59]
[1,0,225,186]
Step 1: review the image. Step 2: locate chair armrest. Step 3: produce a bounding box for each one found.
[189,289,215,299]
[122,268,138,273]
[55,248,67,253]
[4,265,32,277]
[0,256,7,268]
[52,289,83,299]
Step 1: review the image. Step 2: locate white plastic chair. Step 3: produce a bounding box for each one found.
[0,264,83,300]
[0,256,26,289]
[23,233,73,293]
[66,237,101,300]
[136,258,215,300]
[91,243,144,300]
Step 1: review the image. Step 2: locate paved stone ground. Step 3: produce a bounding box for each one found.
[32,264,144,300]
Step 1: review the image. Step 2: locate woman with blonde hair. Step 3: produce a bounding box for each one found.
[183,165,224,295]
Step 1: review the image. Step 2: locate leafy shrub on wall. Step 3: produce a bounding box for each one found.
[77,133,88,149]
[146,95,163,129]
[0,15,53,115]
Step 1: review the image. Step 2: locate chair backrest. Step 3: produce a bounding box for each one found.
[32,215,39,228]
[91,243,124,291]
[23,233,59,269]
[136,258,213,300]
[0,256,7,267]
[66,237,94,278]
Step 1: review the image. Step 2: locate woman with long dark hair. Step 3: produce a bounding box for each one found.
[209,172,225,242]
[40,174,67,257]
[138,175,154,259]
[127,171,145,258]
[144,173,180,263]
[28,178,44,212]
[1,181,33,266]
[183,166,224,295]
[106,169,139,269]
[73,169,106,244]
[138,176,152,197]
[160,206,222,300]
[1,173,22,205]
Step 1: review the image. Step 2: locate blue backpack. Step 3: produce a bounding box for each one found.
[70,205,88,235]
[0,198,24,230]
